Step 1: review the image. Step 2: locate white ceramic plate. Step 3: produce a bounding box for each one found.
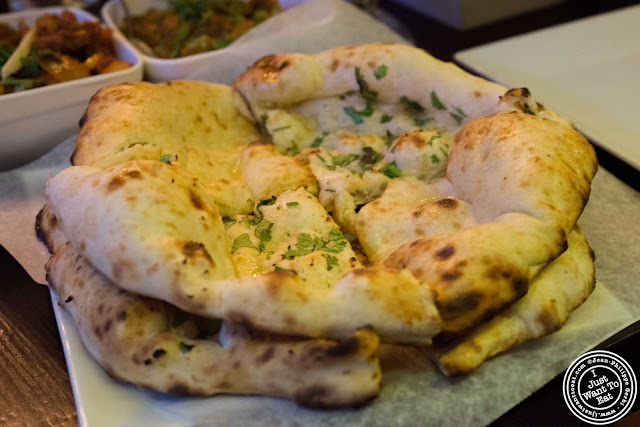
[101,0,309,82]
[454,4,640,170]
[0,7,143,171]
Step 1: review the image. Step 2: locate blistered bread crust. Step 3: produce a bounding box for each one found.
[233,43,507,131]
[46,243,382,407]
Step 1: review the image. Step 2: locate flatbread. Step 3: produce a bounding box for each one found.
[38,43,601,400]
[46,242,381,407]
[45,161,440,344]
[232,43,511,233]
[73,81,261,216]
[437,224,595,375]
[382,112,597,334]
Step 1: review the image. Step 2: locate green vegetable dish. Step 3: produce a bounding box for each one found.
[122,0,281,58]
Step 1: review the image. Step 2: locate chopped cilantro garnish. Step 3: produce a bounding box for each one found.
[440,146,449,158]
[311,130,330,148]
[288,141,301,155]
[384,130,395,147]
[286,202,299,207]
[431,154,440,164]
[358,102,374,117]
[75,254,82,262]
[414,117,430,127]
[179,341,195,353]
[254,220,273,252]
[319,153,360,170]
[379,161,403,178]
[257,196,276,209]
[380,114,392,124]
[283,229,347,259]
[231,233,257,254]
[355,67,378,103]
[454,107,467,117]
[260,112,268,128]
[450,112,464,125]
[430,91,446,110]
[426,134,440,146]
[274,266,297,274]
[323,254,339,271]
[374,64,388,80]
[343,103,374,124]
[222,217,237,230]
[242,215,261,228]
[400,96,425,114]
[360,146,384,168]
[272,125,291,132]
[160,154,176,164]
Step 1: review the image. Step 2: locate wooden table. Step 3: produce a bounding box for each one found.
[1,0,639,425]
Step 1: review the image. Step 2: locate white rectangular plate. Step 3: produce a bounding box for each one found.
[454,5,640,170]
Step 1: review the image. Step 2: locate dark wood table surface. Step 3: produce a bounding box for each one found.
[1,0,639,425]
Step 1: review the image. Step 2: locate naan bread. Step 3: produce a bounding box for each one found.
[382,112,597,335]
[73,81,260,216]
[45,161,441,344]
[438,224,595,375]
[233,43,507,133]
[240,142,319,202]
[46,243,381,407]
[232,44,510,233]
[38,43,601,395]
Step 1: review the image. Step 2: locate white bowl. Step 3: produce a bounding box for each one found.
[0,7,143,171]
[101,0,307,83]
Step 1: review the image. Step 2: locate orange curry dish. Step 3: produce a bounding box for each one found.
[0,11,130,96]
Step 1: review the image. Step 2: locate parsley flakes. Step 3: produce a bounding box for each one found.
[160,154,177,164]
[400,96,425,114]
[343,102,374,124]
[323,254,339,271]
[414,117,431,127]
[284,229,347,259]
[274,266,297,274]
[380,114,392,124]
[319,153,360,171]
[384,130,395,148]
[343,106,364,124]
[450,113,463,125]
[379,161,403,178]
[179,341,195,353]
[254,220,273,252]
[374,64,388,79]
[359,146,384,168]
[311,130,330,148]
[430,91,446,110]
[257,196,276,209]
[231,233,257,254]
[272,125,291,132]
[355,67,378,103]
[222,217,237,230]
[286,202,299,207]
